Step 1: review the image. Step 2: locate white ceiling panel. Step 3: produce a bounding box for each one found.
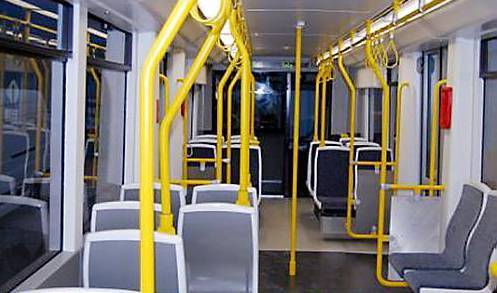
[244,0,390,57]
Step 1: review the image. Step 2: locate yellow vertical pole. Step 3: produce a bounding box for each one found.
[289,23,303,277]
[339,40,376,239]
[428,80,447,196]
[393,82,409,184]
[29,59,44,174]
[88,68,101,181]
[226,69,241,184]
[230,9,251,206]
[250,73,256,141]
[313,67,323,142]
[182,83,188,189]
[365,21,407,288]
[319,66,328,147]
[158,0,230,232]
[139,1,198,291]
[216,59,238,182]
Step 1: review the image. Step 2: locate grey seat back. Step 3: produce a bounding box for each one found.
[179,203,257,293]
[1,132,30,194]
[187,143,216,165]
[90,201,162,232]
[120,183,185,228]
[314,146,349,212]
[227,145,262,199]
[306,141,341,194]
[22,177,51,201]
[457,193,497,289]
[0,196,48,285]
[339,137,367,146]
[83,230,186,293]
[192,184,258,208]
[441,184,485,265]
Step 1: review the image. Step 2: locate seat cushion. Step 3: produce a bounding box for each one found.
[389,253,457,277]
[404,269,485,293]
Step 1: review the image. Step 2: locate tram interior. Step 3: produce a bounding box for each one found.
[1,0,497,292]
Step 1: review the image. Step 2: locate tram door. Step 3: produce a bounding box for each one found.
[253,72,287,196]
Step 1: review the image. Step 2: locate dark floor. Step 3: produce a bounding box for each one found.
[260,251,412,293]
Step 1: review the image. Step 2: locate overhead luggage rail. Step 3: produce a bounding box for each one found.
[139,0,233,291]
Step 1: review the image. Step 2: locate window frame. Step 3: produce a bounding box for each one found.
[419,46,448,187]
[480,36,497,188]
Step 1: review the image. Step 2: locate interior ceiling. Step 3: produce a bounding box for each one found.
[244,0,390,57]
[87,0,390,60]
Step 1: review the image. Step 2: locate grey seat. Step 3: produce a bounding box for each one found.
[353,147,393,234]
[192,184,258,208]
[314,146,349,214]
[339,137,367,146]
[0,196,48,286]
[306,141,341,195]
[178,203,258,293]
[227,145,262,200]
[83,230,186,293]
[120,183,185,228]
[1,131,30,194]
[90,201,162,232]
[390,184,485,277]
[403,193,497,292]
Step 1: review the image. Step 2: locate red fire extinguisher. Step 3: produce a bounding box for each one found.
[440,85,453,129]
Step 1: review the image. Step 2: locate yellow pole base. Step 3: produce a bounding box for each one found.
[158,214,176,235]
[491,262,497,277]
[289,260,296,276]
[236,190,251,206]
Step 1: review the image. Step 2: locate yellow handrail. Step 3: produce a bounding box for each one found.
[226,69,241,184]
[182,85,189,189]
[393,82,409,184]
[313,66,324,142]
[159,74,169,111]
[365,21,408,288]
[139,0,217,291]
[490,262,497,278]
[230,7,252,206]
[159,0,230,231]
[216,57,238,182]
[338,40,377,240]
[289,23,303,277]
[428,79,447,196]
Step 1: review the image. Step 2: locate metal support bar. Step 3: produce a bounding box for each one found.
[289,23,303,277]
[216,57,238,182]
[139,1,219,291]
[365,21,408,288]
[226,69,241,184]
[338,39,377,240]
[393,82,409,184]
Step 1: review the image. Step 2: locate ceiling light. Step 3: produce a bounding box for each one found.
[197,0,222,19]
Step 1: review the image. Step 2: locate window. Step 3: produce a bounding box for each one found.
[481,37,497,189]
[0,0,71,52]
[84,15,131,232]
[0,1,69,290]
[420,47,448,187]
[367,88,383,144]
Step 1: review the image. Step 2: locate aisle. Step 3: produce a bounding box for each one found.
[259,197,380,253]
